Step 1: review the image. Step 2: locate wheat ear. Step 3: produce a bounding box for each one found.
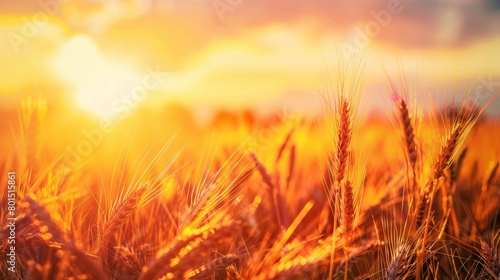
[340,180,354,241]
[416,123,464,279]
[387,243,417,280]
[396,97,418,173]
[139,222,218,280]
[335,98,351,184]
[433,124,463,181]
[416,123,463,227]
[479,240,500,279]
[100,186,147,272]
[26,196,106,280]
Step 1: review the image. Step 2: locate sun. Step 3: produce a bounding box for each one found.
[51,34,142,117]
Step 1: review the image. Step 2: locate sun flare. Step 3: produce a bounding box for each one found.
[51,34,142,117]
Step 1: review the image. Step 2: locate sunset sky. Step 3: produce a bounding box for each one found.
[1,0,499,118]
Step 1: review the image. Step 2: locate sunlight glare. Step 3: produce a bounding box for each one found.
[51,34,142,117]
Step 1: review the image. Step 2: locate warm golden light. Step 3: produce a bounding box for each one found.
[51,34,141,117]
[1,1,499,279]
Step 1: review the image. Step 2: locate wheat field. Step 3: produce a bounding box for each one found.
[2,0,500,279]
[1,65,499,280]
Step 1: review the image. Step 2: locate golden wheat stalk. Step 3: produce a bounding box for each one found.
[100,186,147,273]
[416,124,464,279]
[138,231,205,280]
[335,98,351,184]
[340,180,354,242]
[397,98,418,171]
[140,217,238,280]
[393,93,420,193]
[337,99,356,280]
[416,123,464,226]
[433,123,463,181]
[478,239,500,279]
[386,243,417,280]
[384,66,420,180]
[26,196,106,280]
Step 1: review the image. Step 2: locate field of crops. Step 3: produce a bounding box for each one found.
[1,66,499,279]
